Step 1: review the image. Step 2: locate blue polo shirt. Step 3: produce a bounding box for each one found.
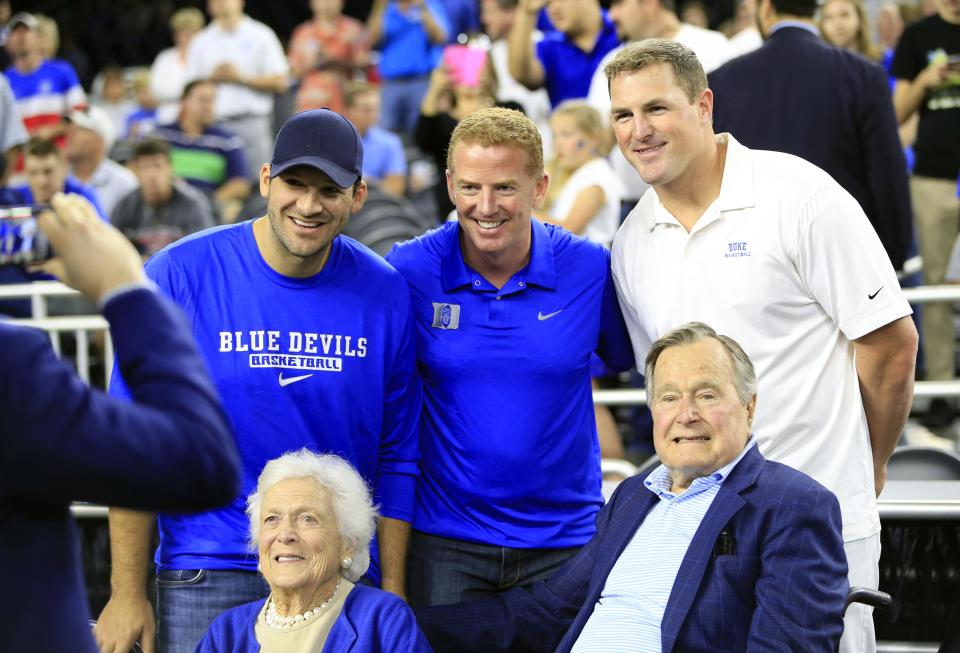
[537,12,620,107]
[387,220,634,548]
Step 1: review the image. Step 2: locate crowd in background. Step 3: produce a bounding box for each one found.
[0,0,958,449]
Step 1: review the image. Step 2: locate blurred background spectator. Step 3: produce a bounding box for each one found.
[414,56,499,220]
[368,0,450,133]
[288,0,371,114]
[185,0,289,179]
[343,81,408,196]
[149,79,250,223]
[5,12,85,150]
[65,105,138,216]
[111,137,216,256]
[150,7,205,125]
[820,0,882,60]
[13,137,105,218]
[541,100,621,247]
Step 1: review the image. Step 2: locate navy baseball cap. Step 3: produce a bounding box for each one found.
[269,109,363,188]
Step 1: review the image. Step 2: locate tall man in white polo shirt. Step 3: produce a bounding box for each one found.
[185,0,289,180]
[606,40,918,653]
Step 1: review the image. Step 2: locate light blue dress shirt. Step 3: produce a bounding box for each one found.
[571,438,757,653]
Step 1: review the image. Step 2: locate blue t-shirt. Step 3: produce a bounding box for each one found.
[378,0,450,79]
[536,11,620,107]
[362,126,407,182]
[386,220,634,548]
[13,177,106,219]
[111,222,421,583]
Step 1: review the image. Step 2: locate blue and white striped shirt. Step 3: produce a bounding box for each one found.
[571,439,757,653]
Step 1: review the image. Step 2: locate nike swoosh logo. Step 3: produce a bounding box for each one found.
[538,309,563,321]
[868,286,884,300]
[278,372,314,387]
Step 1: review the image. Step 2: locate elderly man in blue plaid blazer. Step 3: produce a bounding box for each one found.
[416,322,849,652]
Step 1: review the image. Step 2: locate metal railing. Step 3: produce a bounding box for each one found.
[7,280,960,402]
[0,281,112,386]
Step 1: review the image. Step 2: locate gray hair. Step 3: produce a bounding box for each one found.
[644,322,757,405]
[246,449,377,582]
[604,38,707,104]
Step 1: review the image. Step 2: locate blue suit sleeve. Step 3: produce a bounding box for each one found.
[373,285,422,522]
[0,288,240,511]
[413,481,635,651]
[746,482,848,651]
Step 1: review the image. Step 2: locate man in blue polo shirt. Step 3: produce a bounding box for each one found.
[387,107,633,607]
[507,0,620,107]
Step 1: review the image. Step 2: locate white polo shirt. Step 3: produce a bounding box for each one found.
[612,134,911,542]
[185,16,288,119]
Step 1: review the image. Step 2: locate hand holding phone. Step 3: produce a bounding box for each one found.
[0,204,52,266]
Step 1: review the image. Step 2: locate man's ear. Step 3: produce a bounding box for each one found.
[259,163,272,199]
[350,180,368,214]
[532,171,550,210]
[698,88,714,123]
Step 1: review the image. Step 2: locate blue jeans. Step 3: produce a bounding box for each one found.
[406,530,580,607]
[380,76,431,134]
[156,569,269,653]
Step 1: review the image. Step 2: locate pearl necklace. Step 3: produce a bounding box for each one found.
[264,577,341,631]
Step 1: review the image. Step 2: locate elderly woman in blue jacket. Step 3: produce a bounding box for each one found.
[196,449,431,652]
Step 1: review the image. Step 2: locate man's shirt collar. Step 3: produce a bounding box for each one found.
[644,436,758,499]
[440,218,557,293]
[769,20,820,37]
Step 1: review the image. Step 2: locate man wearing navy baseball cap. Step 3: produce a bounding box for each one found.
[95,109,422,653]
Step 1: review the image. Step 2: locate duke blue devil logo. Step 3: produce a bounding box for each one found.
[431,303,461,329]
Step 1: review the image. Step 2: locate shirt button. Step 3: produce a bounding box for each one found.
[519,282,526,287]
[495,296,502,300]
[473,280,480,286]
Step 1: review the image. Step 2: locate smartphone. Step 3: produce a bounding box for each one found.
[0,204,52,266]
[443,45,488,88]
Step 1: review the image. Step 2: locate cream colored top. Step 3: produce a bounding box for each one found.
[255,578,354,653]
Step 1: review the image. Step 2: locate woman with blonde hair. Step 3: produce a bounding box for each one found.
[543,100,624,248]
[819,0,881,60]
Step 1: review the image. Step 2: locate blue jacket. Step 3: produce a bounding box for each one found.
[0,288,240,652]
[197,583,433,652]
[416,445,849,652]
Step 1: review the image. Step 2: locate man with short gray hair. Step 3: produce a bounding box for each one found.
[607,38,917,653]
[416,321,849,652]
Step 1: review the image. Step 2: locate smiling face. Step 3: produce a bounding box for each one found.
[257,477,349,603]
[650,338,756,493]
[610,64,713,191]
[447,142,548,273]
[257,164,366,277]
[821,0,860,50]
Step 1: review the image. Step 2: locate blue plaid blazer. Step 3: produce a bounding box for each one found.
[416,445,849,652]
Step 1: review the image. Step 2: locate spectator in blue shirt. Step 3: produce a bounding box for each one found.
[415,322,849,653]
[386,107,634,608]
[368,0,450,134]
[344,81,407,197]
[507,0,620,107]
